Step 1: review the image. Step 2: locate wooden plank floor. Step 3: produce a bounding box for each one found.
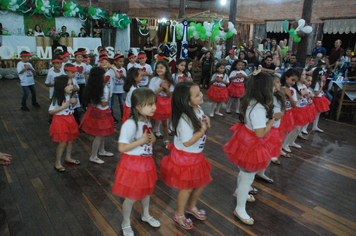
[1,76,356,236]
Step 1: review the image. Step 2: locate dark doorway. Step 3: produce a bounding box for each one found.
[267,32,290,46]
[322,33,356,55]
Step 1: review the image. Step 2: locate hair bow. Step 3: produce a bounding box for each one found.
[252,69,261,76]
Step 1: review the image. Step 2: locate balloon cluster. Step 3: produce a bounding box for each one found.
[176,20,236,42]
[135,18,149,36]
[109,13,131,30]
[284,19,312,43]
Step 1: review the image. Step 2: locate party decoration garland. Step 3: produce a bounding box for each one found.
[284,19,312,43]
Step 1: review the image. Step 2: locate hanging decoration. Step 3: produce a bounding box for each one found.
[180,20,189,59]
[0,0,130,29]
[284,19,312,43]
[169,20,178,72]
[175,20,236,43]
[135,18,149,36]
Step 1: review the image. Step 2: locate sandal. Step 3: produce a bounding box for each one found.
[280,151,291,158]
[232,193,255,202]
[164,140,169,149]
[249,187,258,195]
[173,213,193,230]
[121,224,134,236]
[54,166,65,172]
[185,206,207,221]
[271,159,281,165]
[154,132,163,139]
[255,174,274,184]
[64,159,80,165]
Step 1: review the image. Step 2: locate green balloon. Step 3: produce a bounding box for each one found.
[177,35,182,40]
[293,35,301,43]
[189,22,195,27]
[226,30,233,39]
[142,20,146,24]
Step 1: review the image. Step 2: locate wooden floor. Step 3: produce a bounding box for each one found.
[1,77,356,236]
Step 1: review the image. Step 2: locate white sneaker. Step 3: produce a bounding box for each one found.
[290,142,301,149]
[90,156,104,164]
[282,146,291,153]
[210,113,214,117]
[98,151,114,157]
[141,215,161,227]
[215,112,223,116]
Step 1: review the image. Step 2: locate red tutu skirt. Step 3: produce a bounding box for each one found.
[278,126,286,140]
[49,115,79,142]
[223,123,272,172]
[159,146,212,190]
[292,106,310,127]
[228,82,245,97]
[80,105,114,136]
[151,96,171,120]
[207,85,229,102]
[269,127,282,157]
[307,103,317,123]
[279,109,295,133]
[122,102,131,124]
[313,96,330,113]
[112,153,157,200]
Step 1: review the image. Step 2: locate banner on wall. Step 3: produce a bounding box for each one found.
[24,14,55,35]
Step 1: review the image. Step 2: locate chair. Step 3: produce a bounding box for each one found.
[336,81,356,121]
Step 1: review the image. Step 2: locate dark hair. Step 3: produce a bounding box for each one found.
[290,53,297,58]
[52,75,70,106]
[84,67,105,105]
[61,26,66,31]
[248,49,255,54]
[80,27,84,31]
[63,63,75,72]
[124,67,140,93]
[261,39,268,49]
[35,25,42,33]
[174,59,188,79]
[273,75,286,112]
[239,50,247,60]
[184,58,193,73]
[230,59,244,75]
[99,54,110,62]
[239,71,274,123]
[171,82,202,135]
[214,63,227,78]
[269,38,278,52]
[311,67,323,89]
[155,60,174,85]
[280,68,299,87]
[74,51,83,58]
[129,87,157,128]
[138,51,147,57]
[264,55,273,61]
[293,67,304,95]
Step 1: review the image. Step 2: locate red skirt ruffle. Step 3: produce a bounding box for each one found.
[122,102,131,124]
[151,96,171,120]
[292,106,310,127]
[49,115,79,142]
[207,85,229,102]
[159,146,212,190]
[307,103,317,123]
[280,109,295,133]
[80,105,114,136]
[228,82,245,97]
[269,127,282,157]
[223,123,273,172]
[112,153,157,200]
[313,96,330,113]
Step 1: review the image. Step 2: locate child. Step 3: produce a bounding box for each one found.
[136,52,153,87]
[226,60,248,114]
[127,52,137,70]
[172,59,188,83]
[112,88,160,236]
[45,57,63,99]
[112,54,127,123]
[184,58,193,81]
[207,63,229,117]
[95,46,103,65]
[83,55,92,73]
[17,51,40,111]
[199,51,214,88]
[148,60,174,148]
[159,81,212,230]
[59,51,71,72]
[223,70,274,225]
[311,67,330,132]
[73,51,88,110]
[49,75,80,172]
[64,63,81,125]
[301,75,317,135]
[80,67,115,164]
[122,68,143,124]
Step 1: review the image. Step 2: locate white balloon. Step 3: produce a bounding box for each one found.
[75,8,79,12]
[193,31,199,37]
[194,35,199,40]
[45,9,49,14]
[206,31,212,37]
[228,22,234,30]
[215,36,220,41]
[203,21,209,27]
[190,26,196,31]
[301,26,312,34]
[70,5,75,10]
[219,31,227,38]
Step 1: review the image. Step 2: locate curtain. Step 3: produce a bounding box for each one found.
[323,19,356,34]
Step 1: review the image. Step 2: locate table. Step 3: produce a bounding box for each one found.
[328,79,356,119]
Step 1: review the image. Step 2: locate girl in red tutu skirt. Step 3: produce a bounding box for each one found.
[160,82,212,230]
[283,68,311,152]
[49,75,80,172]
[207,63,229,117]
[301,75,318,135]
[223,70,275,225]
[311,68,330,133]
[122,68,143,124]
[226,60,248,114]
[148,60,175,149]
[112,88,160,236]
[80,67,115,164]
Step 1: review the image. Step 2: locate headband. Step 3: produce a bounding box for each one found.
[20,52,32,57]
[74,52,83,56]
[99,56,110,62]
[100,50,108,55]
[52,59,63,63]
[82,57,89,61]
[60,52,71,58]
[128,54,136,59]
[157,54,164,60]
[64,65,77,71]
[114,54,124,60]
[137,54,146,59]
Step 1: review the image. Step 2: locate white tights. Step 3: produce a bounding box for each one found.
[226,97,240,113]
[211,102,222,114]
[283,126,301,147]
[313,113,321,129]
[90,136,106,159]
[235,170,256,219]
[122,195,151,227]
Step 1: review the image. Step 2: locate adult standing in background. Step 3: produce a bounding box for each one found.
[279,40,289,61]
[34,25,44,36]
[188,38,198,59]
[269,38,282,67]
[328,39,344,70]
[311,40,326,58]
[143,37,154,64]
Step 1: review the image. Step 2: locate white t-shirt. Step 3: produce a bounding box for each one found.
[17,61,35,86]
[273,96,282,128]
[225,55,238,65]
[85,64,92,73]
[34,31,45,36]
[119,119,153,156]
[283,86,297,110]
[112,66,127,94]
[127,62,138,71]
[105,69,116,97]
[74,62,87,85]
[49,65,65,74]
[92,86,110,110]
[125,85,136,107]
[72,78,81,109]
[229,70,247,83]
[48,95,74,115]
[45,70,63,99]
[174,108,207,153]
[173,73,187,84]
[211,73,229,87]
[187,72,192,81]
[314,82,324,98]
[137,64,152,87]
[95,56,100,65]
[245,100,269,131]
[149,76,174,98]
[215,44,225,59]
[296,84,308,107]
